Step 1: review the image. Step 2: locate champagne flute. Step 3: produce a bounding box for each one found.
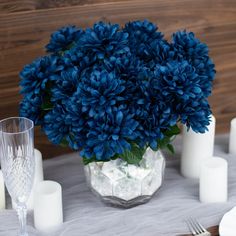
[0,117,35,236]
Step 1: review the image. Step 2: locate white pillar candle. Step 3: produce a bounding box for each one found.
[0,170,5,209]
[200,157,228,203]
[12,148,44,210]
[229,118,236,155]
[27,149,44,209]
[34,181,63,232]
[181,115,216,178]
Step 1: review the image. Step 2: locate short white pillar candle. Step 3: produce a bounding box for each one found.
[181,115,216,179]
[34,181,63,232]
[12,148,44,210]
[200,157,228,203]
[0,170,5,209]
[229,118,236,155]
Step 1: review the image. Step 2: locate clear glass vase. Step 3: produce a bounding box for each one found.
[84,147,165,208]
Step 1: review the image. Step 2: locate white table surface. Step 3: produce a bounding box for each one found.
[0,134,235,236]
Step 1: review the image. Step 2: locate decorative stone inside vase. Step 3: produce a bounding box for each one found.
[84,148,165,208]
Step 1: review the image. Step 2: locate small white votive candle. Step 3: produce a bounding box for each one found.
[12,148,44,210]
[200,157,228,203]
[34,181,63,232]
[0,170,5,209]
[181,115,216,179]
[229,118,236,155]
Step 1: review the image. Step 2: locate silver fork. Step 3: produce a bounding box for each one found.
[186,218,211,236]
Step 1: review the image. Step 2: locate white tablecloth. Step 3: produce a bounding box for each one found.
[0,135,235,236]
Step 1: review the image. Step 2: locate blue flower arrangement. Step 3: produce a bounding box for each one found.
[19,20,215,164]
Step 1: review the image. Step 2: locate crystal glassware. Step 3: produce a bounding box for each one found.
[84,147,165,208]
[0,117,35,236]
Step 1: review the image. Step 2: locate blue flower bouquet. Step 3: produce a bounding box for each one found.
[19,20,215,166]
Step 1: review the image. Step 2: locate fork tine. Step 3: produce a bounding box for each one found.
[191,218,206,233]
[195,220,206,232]
[189,218,202,234]
[186,218,211,236]
[185,219,197,235]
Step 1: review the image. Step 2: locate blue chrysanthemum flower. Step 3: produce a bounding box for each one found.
[124,20,163,50]
[172,31,208,59]
[51,66,80,103]
[77,68,125,118]
[153,60,210,132]
[122,62,151,116]
[104,54,150,100]
[172,31,215,97]
[131,79,178,148]
[20,55,64,97]
[154,60,203,102]
[124,20,165,64]
[111,54,148,79]
[147,40,174,69]
[63,47,95,70]
[80,107,139,161]
[178,98,211,133]
[46,26,83,53]
[101,53,142,79]
[110,56,178,147]
[19,94,43,125]
[43,104,70,145]
[65,96,87,150]
[102,55,154,126]
[43,104,83,149]
[137,104,178,149]
[78,22,130,63]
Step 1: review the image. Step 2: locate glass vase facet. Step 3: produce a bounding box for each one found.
[84,148,165,208]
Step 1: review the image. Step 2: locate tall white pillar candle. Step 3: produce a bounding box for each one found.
[0,170,5,209]
[34,181,63,232]
[12,148,44,210]
[229,118,236,155]
[27,149,44,209]
[200,157,228,203]
[181,115,216,178]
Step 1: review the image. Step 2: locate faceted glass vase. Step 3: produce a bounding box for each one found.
[84,147,165,208]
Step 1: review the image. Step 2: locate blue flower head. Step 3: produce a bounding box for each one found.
[81,107,139,161]
[124,20,166,65]
[51,66,80,103]
[78,22,130,62]
[133,81,178,149]
[63,47,95,70]
[172,31,215,97]
[104,54,150,91]
[119,59,151,114]
[147,40,174,68]
[154,60,210,132]
[20,55,64,97]
[179,98,211,133]
[138,104,178,149]
[66,96,87,150]
[46,26,83,53]
[77,68,125,118]
[43,104,85,149]
[43,104,70,145]
[20,94,43,125]
[154,60,203,101]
